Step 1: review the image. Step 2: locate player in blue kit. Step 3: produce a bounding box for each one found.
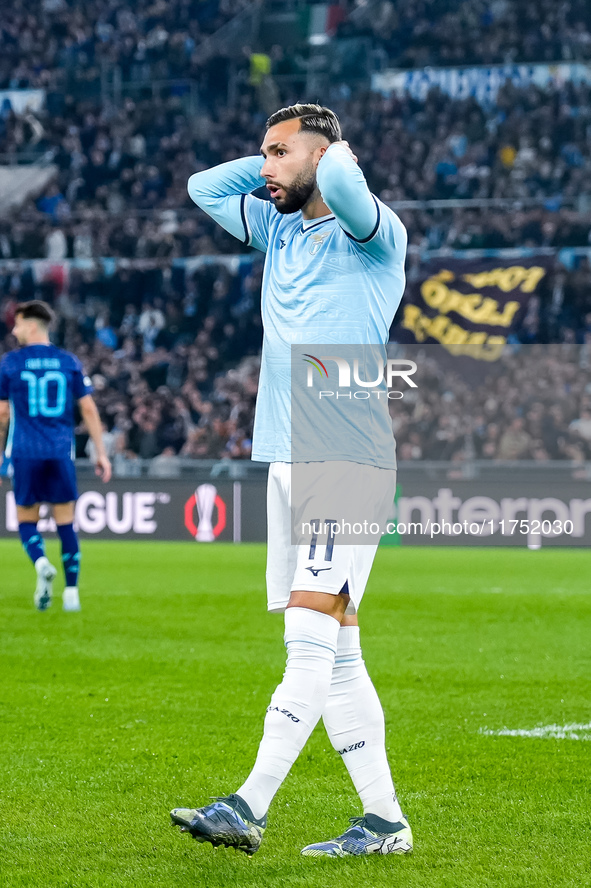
[0,301,111,611]
[171,105,412,858]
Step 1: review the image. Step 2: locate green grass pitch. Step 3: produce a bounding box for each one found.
[1,540,590,888]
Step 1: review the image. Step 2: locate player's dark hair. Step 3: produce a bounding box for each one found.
[266,103,342,143]
[14,300,56,328]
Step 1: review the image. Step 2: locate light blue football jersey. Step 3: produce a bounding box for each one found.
[188,145,407,468]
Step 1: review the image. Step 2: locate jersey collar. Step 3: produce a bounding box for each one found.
[300,213,335,234]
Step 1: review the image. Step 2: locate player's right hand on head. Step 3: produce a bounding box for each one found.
[95,455,112,483]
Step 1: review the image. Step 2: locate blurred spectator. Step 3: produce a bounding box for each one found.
[147,446,182,477]
[138,302,165,353]
[497,417,533,460]
[569,407,591,443]
[45,224,68,260]
[84,421,116,462]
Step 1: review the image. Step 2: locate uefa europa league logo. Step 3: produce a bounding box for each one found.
[184,484,227,541]
[195,483,217,542]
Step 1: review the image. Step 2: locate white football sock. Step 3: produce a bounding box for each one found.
[236,606,340,820]
[322,625,403,823]
[62,586,80,612]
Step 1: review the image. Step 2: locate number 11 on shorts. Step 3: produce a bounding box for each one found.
[308,518,337,562]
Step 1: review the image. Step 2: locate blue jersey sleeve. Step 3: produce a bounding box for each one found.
[0,356,10,400]
[71,358,93,399]
[316,144,407,261]
[243,193,274,252]
[187,156,272,253]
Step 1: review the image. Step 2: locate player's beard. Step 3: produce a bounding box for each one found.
[272,163,317,214]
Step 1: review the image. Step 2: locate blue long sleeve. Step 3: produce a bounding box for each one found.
[316,144,381,243]
[187,156,267,247]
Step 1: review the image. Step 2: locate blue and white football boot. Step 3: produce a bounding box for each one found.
[34,557,57,611]
[170,794,266,856]
[301,813,413,857]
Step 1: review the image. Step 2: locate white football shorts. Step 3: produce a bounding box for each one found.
[266,460,396,615]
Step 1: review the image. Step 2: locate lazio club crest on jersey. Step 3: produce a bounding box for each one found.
[308,232,329,255]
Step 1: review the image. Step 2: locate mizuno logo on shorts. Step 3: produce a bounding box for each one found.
[305,566,332,577]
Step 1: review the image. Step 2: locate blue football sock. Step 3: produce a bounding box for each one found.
[57,523,80,587]
[19,522,45,565]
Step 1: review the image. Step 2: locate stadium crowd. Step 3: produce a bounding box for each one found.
[2,79,591,257]
[2,77,591,257]
[391,344,591,464]
[4,0,591,95]
[0,261,261,464]
[357,0,591,68]
[1,0,591,255]
[2,0,591,463]
[1,256,591,464]
[1,0,251,92]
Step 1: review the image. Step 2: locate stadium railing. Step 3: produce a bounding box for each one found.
[73,459,591,481]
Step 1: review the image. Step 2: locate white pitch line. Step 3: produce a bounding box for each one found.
[480,723,591,740]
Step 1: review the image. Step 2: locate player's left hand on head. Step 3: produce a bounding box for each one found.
[331,140,358,163]
[95,454,112,483]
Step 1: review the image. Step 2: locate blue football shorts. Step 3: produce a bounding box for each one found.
[11,457,78,506]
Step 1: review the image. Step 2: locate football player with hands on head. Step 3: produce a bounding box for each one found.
[171,104,411,859]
